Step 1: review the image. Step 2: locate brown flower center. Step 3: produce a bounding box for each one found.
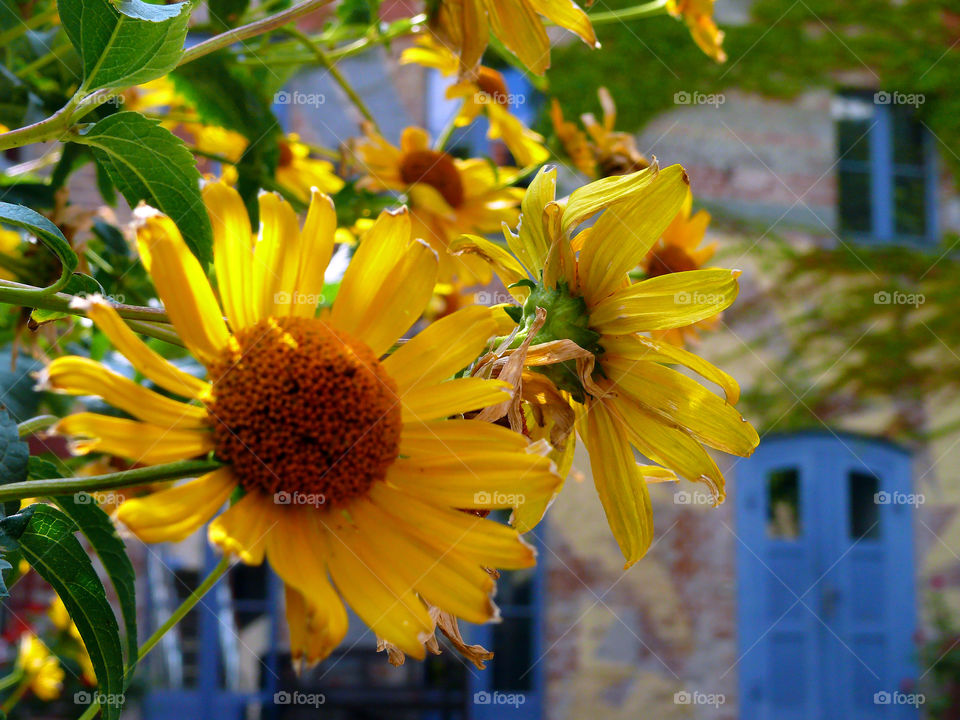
[399,149,465,208]
[646,243,699,278]
[476,67,509,106]
[206,317,401,507]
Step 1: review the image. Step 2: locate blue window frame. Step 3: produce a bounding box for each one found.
[835,91,938,244]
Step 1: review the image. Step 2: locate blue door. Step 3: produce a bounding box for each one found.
[736,432,918,719]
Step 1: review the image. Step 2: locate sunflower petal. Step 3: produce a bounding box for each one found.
[578,165,690,305]
[383,306,496,393]
[255,191,302,319]
[208,492,274,565]
[84,299,210,400]
[579,400,654,568]
[400,377,511,422]
[486,0,551,74]
[370,483,536,569]
[115,468,235,543]
[448,234,528,295]
[203,180,256,331]
[290,190,337,319]
[56,413,214,465]
[399,418,530,456]
[590,268,739,331]
[326,518,434,660]
[136,212,230,365]
[352,500,496,624]
[44,356,208,429]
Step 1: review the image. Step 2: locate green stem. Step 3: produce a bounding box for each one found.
[0,678,29,714]
[0,671,24,692]
[282,26,380,131]
[0,89,84,152]
[77,555,233,720]
[17,415,58,438]
[178,0,336,68]
[0,6,59,47]
[0,459,223,503]
[0,279,170,323]
[586,0,671,24]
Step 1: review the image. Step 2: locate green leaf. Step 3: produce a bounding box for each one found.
[76,112,213,264]
[53,493,138,673]
[0,201,77,291]
[0,555,12,598]
[59,0,192,92]
[0,409,28,494]
[2,504,125,719]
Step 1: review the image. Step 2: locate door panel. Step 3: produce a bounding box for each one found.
[736,434,917,720]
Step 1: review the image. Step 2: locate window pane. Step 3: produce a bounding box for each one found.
[767,468,801,539]
[848,471,881,540]
[894,174,927,236]
[838,118,872,163]
[492,616,534,691]
[892,107,925,166]
[838,170,872,234]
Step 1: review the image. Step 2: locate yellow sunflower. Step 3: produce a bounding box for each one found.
[48,596,97,685]
[642,187,719,347]
[16,633,64,701]
[551,88,649,179]
[46,181,560,666]
[354,125,523,283]
[428,0,597,75]
[401,37,549,167]
[0,227,22,281]
[453,164,759,566]
[667,0,726,63]
[274,133,345,202]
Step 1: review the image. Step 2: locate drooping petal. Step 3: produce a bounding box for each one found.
[325,517,434,660]
[511,165,556,272]
[136,212,230,365]
[602,354,759,456]
[370,483,536,569]
[529,0,597,46]
[579,400,654,568]
[84,299,210,400]
[399,418,530,456]
[203,180,256,331]
[351,500,496,624]
[400,377,511,422]
[56,413,214,465]
[115,468,235,543]
[486,0,551,75]
[387,451,559,511]
[43,356,208,430]
[589,268,739,332]
[208,491,275,565]
[448,234,529,297]
[382,306,497,393]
